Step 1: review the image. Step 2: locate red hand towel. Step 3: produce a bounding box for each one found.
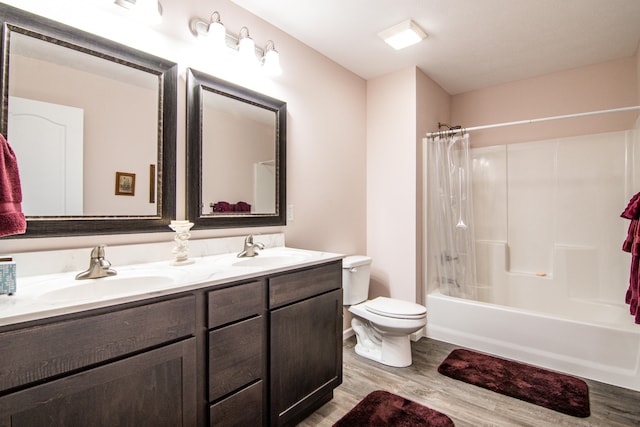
[0,133,26,237]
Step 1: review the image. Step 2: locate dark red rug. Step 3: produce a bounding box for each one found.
[332,390,454,426]
[438,349,590,418]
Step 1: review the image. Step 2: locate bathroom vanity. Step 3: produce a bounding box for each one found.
[0,247,343,427]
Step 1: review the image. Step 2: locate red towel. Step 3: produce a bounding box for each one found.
[0,134,26,237]
[622,193,640,323]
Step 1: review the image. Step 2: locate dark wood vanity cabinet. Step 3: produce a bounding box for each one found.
[206,261,342,427]
[0,295,197,426]
[0,259,342,427]
[269,262,343,427]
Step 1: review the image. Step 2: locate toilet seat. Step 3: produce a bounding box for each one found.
[364,297,427,320]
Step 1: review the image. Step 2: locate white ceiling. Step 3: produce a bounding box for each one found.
[229,0,640,94]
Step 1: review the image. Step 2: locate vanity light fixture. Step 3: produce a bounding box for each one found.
[189,11,283,75]
[262,41,282,76]
[190,11,226,51]
[378,19,427,50]
[114,0,163,24]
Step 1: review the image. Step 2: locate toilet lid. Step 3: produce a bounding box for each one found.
[365,297,427,319]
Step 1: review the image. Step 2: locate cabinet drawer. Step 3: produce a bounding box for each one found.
[0,295,195,393]
[209,380,263,427]
[208,280,265,328]
[209,316,264,401]
[269,261,342,308]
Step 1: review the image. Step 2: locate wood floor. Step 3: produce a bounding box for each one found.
[298,337,640,426]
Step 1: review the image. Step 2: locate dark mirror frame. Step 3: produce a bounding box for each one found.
[0,4,177,237]
[186,68,286,229]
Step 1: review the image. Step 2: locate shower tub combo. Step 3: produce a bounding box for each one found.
[425,130,640,392]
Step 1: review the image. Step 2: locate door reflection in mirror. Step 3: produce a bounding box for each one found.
[7,31,158,217]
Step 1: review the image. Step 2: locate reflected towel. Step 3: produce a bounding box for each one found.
[0,134,26,237]
[621,192,640,220]
[235,201,251,212]
[212,201,233,213]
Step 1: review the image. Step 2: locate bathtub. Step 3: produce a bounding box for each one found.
[426,289,640,391]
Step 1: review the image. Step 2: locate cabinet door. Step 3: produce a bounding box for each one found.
[269,289,343,427]
[0,338,196,427]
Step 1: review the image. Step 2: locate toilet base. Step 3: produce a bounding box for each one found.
[352,318,413,367]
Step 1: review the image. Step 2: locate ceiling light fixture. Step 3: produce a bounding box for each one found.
[378,19,427,50]
[114,0,162,25]
[189,12,283,76]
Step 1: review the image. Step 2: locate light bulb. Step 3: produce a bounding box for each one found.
[263,48,282,76]
[208,20,226,51]
[238,35,258,66]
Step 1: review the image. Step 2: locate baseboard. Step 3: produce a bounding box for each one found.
[343,327,354,341]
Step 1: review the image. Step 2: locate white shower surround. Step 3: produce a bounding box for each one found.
[426,128,640,391]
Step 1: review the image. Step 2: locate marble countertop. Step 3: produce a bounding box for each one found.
[0,246,343,327]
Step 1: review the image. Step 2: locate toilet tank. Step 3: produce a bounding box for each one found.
[342,255,372,305]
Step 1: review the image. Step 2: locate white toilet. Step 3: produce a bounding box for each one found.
[343,255,427,368]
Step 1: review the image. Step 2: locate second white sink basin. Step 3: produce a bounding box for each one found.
[232,255,308,267]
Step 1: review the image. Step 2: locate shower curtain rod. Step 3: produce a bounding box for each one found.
[425,105,640,138]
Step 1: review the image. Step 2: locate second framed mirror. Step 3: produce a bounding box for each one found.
[186,68,286,229]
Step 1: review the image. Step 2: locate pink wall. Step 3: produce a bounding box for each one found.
[366,67,450,306]
[1,0,368,258]
[451,57,639,147]
[367,68,417,302]
[637,44,640,105]
[5,1,638,320]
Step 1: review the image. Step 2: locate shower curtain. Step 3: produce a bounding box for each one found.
[427,133,477,299]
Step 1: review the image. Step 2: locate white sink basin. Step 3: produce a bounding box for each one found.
[32,269,189,302]
[209,248,314,269]
[232,254,308,267]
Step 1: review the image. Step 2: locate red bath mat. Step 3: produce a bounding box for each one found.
[438,349,590,418]
[332,390,454,426]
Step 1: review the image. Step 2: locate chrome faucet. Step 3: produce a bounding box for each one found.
[75,245,117,280]
[237,234,265,258]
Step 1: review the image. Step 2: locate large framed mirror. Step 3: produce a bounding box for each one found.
[186,68,286,229]
[0,4,177,237]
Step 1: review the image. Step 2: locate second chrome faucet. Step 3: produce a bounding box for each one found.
[237,235,264,258]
